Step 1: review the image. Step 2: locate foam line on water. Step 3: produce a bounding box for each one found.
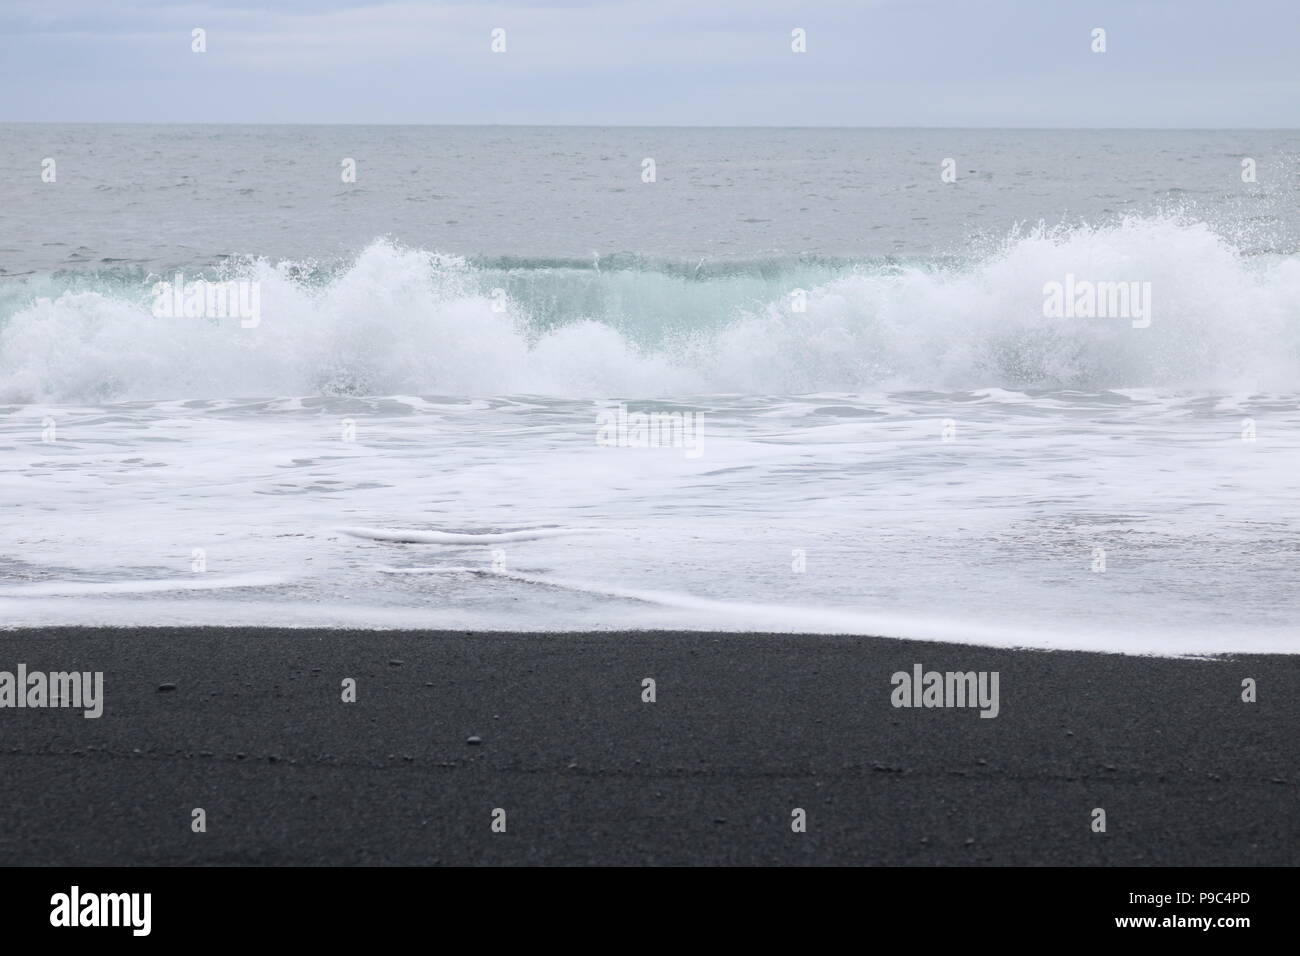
[0,573,288,597]
[341,526,606,544]
[384,566,1300,657]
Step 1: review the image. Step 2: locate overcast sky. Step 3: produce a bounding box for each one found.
[1,0,1296,126]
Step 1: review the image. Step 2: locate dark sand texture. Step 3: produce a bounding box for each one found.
[0,628,1295,866]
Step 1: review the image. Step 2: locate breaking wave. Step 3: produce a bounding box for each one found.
[3,214,1299,402]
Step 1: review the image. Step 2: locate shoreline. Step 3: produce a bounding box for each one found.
[0,627,1295,866]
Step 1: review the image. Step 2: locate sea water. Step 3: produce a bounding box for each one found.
[2,126,1298,654]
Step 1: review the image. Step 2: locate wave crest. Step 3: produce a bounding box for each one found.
[3,217,1298,402]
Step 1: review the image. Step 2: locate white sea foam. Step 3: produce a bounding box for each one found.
[3,216,1299,403]
[3,215,1300,655]
[340,526,607,544]
[0,573,287,596]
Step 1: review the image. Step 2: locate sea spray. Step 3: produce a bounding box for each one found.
[2,217,1299,402]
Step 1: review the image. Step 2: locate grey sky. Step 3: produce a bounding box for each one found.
[1,0,1296,126]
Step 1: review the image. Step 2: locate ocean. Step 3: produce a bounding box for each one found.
[3,125,1299,654]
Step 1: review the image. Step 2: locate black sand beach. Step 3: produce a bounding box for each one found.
[0,628,1295,866]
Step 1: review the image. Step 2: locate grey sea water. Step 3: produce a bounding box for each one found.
[2,125,1299,652]
[4,126,1300,274]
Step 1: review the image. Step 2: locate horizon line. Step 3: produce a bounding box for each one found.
[2,121,1298,131]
